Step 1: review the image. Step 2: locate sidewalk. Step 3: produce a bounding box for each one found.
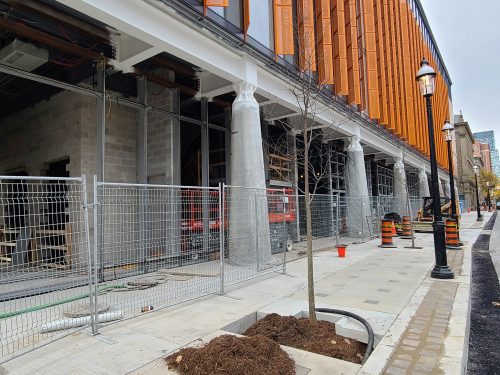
[0,212,491,375]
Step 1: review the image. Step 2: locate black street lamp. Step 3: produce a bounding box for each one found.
[416,58,454,279]
[442,121,457,218]
[473,165,483,221]
[486,181,491,210]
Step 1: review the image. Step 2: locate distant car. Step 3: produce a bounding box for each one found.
[496,202,500,210]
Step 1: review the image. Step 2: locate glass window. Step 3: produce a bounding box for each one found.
[247,0,274,49]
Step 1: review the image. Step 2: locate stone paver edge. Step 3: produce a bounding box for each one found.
[357,267,434,375]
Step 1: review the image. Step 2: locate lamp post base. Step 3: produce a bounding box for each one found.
[431,265,454,279]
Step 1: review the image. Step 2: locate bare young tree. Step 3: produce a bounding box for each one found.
[263,12,354,324]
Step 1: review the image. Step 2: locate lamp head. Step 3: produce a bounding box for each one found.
[442,121,454,142]
[416,58,437,97]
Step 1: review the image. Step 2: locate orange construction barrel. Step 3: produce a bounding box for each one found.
[445,218,462,250]
[379,219,397,248]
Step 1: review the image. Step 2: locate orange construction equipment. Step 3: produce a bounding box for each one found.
[445,218,462,250]
[379,219,397,248]
[400,216,414,239]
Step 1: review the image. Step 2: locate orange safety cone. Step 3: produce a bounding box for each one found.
[445,218,462,250]
[391,221,398,237]
[379,219,397,248]
[400,216,414,239]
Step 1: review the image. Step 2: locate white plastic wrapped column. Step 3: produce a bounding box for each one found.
[344,136,370,238]
[438,179,444,198]
[444,181,451,198]
[418,168,430,209]
[228,81,271,266]
[393,157,406,215]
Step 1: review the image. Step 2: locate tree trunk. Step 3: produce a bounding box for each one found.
[303,118,317,324]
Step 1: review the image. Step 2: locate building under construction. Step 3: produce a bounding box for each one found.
[0,0,456,361]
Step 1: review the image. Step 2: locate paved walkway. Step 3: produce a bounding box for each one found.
[380,214,490,375]
[0,212,490,375]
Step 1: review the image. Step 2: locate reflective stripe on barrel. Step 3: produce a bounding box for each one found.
[401,216,412,237]
[380,219,395,247]
[445,218,460,247]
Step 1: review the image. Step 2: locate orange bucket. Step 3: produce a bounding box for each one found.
[337,245,346,257]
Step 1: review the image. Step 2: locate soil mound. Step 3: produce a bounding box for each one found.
[165,334,295,375]
[244,313,366,364]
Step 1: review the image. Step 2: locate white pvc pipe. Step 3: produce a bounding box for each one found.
[40,311,123,333]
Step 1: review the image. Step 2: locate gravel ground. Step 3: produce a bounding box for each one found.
[468,211,500,374]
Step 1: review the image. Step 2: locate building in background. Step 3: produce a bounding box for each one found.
[473,131,500,176]
[473,141,492,172]
[453,114,477,210]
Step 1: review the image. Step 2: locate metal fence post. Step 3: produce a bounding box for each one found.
[81,175,96,335]
[255,191,260,272]
[92,175,99,335]
[336,194,340,247]
[219,182,225,295]
[282,188,287,275]
[361,199,365,242]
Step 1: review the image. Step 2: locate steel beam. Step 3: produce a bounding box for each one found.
[0,63,99,98]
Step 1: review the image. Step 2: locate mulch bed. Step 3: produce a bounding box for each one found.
[165,334,295,375]
[244,313,367,364]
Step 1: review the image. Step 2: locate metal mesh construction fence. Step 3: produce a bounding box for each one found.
[0,175,91,361]
[0,176,424,362]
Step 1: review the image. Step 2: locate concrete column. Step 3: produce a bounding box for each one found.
[444,181,451,198]
[393,157,406,215]
[418,168,430,198]
[439,179,445,198]
[228,81,271,266]
[345,136,370,238]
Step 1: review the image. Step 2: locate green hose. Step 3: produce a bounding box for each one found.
[0,285,126,320]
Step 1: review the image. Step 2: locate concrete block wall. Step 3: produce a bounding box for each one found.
[146,79,179,185]
[0,91,82,176]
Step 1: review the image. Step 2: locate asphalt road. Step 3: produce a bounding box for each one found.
[468,211,500,374]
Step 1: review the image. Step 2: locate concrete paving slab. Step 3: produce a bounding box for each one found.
[1,212,487,375]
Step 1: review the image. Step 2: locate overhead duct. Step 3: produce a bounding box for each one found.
[0,39,49,71]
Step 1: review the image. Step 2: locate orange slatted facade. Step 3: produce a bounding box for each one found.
[331,0,349,95]
[240,0,451,167]
[344,0,361,104]
[274,0,295,55]
[361,0,380,119]
[298,0,316,71]
[315,0,334,83]
[381,0,396,132]
[399,1,415,146]
[373,0,388,125]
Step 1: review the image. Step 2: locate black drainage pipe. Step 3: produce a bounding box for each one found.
[315,308,374,364]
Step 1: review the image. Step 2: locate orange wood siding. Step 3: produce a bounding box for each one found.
[393,0,407,140]
[381,0,396,132]
[362,0,380,119]
[400,1,415,146]
[315,0,334,83]
[373,0,388,125]
[344,0,361,104]
[298,0,317,70]
[331,0,349,95]
[243,0,250,38]
[274,0,295,55]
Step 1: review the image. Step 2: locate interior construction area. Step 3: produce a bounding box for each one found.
[0,0,455,361]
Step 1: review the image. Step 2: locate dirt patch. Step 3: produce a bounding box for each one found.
[165,334,295,375]
[244,313,366,364]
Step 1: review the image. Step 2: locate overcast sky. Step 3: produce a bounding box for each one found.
[420,0,500,148]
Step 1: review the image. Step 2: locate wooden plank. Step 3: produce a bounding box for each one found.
[362,0,380,119]
[373,0,388,125]
[331,0,349,94]
[298,0,316,70]
[344,0,361,104]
